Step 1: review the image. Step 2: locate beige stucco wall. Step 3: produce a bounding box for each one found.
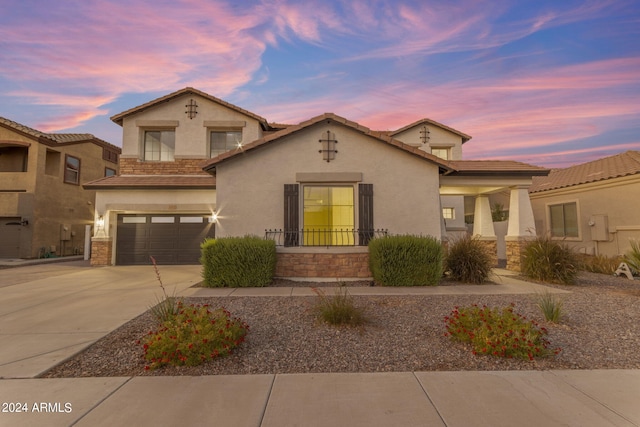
[392,124,463,160]
[530,175,640,257]
[119,93,263,159]
[214,120,442,240]
[1,126,119,257]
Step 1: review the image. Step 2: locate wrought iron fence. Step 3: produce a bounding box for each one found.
[265,228,388,247]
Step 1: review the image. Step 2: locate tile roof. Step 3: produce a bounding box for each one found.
[110,87,270,128]
[83,175,216,189]
[529,150,640,193]
[447,160,549,175]
[389,118,472,143]
[202,113,455,174]
[0,116,120,151]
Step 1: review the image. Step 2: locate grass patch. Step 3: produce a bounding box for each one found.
[312,285,367,326]
[535,291,563,323]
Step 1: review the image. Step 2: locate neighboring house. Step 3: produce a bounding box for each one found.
[0,117,121,258]
[85,87,548,275]
[529,150,640,257]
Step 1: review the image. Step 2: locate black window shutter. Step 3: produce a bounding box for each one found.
[284,184,299,246]
[358,183,374,244]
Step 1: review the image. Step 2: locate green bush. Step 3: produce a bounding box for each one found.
[445,304,559,360]
[536,291,563,323]
[368,235,443,286]
[141,302,248,370]
[312,286,366,326]
[445,235,494,284]
[200,236,276,287]
[521,236,578,285]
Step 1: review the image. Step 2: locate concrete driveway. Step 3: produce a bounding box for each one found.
[0,261,202,378]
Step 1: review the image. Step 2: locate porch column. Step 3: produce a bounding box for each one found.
[505,186,536,271]
[472,195,498,267]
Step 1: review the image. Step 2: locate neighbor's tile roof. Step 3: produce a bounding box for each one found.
[0,116,120,151]
[529,150,640,193]
[447,160,549,175]
[83,174,216,189]
[202,113,455,174]
[110,87,270,128]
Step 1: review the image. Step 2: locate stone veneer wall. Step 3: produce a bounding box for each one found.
[477,239,498,267]
[119,158,209,175]
[506,239,529,271]
[276,252,371,278]
[90,237,113,266]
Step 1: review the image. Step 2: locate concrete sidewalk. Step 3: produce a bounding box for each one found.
[0,262,637,426]
[1,370,638,426]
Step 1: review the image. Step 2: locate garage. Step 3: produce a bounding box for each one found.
[116,214,215,265]
[0,217,22,258]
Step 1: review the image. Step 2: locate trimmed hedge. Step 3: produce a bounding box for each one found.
[200,236,276,287]
[368,235,443,286]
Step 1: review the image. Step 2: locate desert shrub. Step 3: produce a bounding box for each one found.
[312,286,366,326]
[521,236,578,285]
[444,235,493,284]
[577,254,621,274]
[536,291,563,323]
[141,302,248,370]
[368,235,443,286]
[445,304,559,360]
[200,236,276,287]
[624,240,640,273]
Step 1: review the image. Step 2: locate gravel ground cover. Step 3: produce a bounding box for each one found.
[41,272,640,378]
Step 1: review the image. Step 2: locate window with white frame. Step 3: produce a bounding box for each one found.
[549,202,578,238]
[210,130,242,157]
[442,207,455,219]
[144,130,175,161]
[431,147,450,160]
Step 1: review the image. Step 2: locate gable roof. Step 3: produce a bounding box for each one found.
[529,150,640,193]
[110,87,270,129]
[389,118,472,143]
[0,116,120,151]
[202,112,455,174]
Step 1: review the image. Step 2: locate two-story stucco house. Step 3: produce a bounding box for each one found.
[0,117,121,258]
[85,87,548,276]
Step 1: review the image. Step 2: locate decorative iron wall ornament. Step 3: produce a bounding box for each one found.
[185,99,198,119]
[318,130,338,162]
[420,125,430,144]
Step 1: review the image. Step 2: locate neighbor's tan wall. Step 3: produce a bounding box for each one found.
[120,93,263,160]
[215,121,442,240]
[530,176,640,257]
[0,126,38,192]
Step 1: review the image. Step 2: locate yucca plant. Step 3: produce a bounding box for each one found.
[536,291,563,323]
[521,236,578,285]
[623,240,640,274]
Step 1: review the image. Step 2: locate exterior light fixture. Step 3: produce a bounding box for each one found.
[210,212,218,223]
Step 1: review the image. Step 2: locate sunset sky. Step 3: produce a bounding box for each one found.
[1,0,638,168]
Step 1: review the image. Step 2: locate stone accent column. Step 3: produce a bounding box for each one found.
[505,186,537,271]
[505,237,530,272]
[90,237,113,266]
[476,238,498,267]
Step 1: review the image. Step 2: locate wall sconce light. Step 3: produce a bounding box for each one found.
[96,215,105,228]
[21,218,29,226]
[209,212,218,223]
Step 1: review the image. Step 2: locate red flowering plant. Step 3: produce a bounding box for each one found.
[141,301,249,370]
[444,303,560,360]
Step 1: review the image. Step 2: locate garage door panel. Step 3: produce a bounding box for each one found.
[116,214,214,265]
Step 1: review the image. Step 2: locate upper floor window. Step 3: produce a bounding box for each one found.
[105,167,116,177]
[210,130,242,157]
[431,147,450,160]
[549,202,578,238]
[442,207,455,219]
[144,130,175,161]
[0,146,28,172]
[64,155,80,184]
